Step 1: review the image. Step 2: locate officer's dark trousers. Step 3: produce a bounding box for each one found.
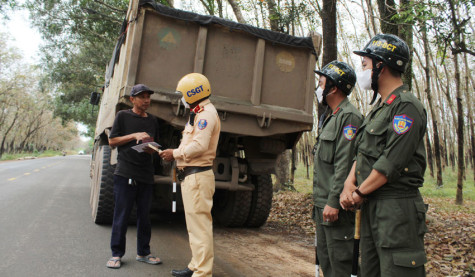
[360,194,427,277]
[110,175,153,258]
[315,207,356,277]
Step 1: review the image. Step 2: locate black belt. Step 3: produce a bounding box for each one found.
[178,166,212,181]
[368,189,420,200]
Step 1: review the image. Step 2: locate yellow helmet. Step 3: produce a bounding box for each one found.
[176,73,211,104]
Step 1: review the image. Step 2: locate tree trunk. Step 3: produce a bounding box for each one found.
[440,63,458,128]
[434,73,449,170]
[376,0,398,34]
[266,0,280,31]
[319,0,337,121]
[321,0,337,66]
[428,49,451,170]
[363,0,377,37]
[425,135,434,177]
[305,154,309,179]
[217,0,223,18]
[274,150,291,191]
[462,53,475,185]
[290,146,296,183]
[454,52,464,205]
[398,0,413,90]
[198,0,214,15]
[19,110,46,152]
[0,109,19,158]
[298,132,313,180]
[412,63,434,178]
[439,62,457,172]
[422,25,443,187]
[446,0,465,205]
[226,0,246,24]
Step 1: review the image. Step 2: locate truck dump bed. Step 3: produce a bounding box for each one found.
[91,0,321,227]
[96,1,317,140]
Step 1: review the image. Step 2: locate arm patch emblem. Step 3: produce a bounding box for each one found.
[393,114,413,135]
[343,125,357,140]
[197,119,208,130]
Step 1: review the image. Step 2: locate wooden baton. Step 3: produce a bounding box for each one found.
[351,209,361,277]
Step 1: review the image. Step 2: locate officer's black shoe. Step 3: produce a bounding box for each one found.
[171,267,193,277]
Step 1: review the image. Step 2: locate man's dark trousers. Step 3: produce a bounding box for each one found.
[111,175,153,257]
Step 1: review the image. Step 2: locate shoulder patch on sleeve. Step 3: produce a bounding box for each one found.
[393,114,413,135]
[343,125,357,140]
[197,119,208,130]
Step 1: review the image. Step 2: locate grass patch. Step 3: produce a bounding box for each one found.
[0,150,63,161]
[421,169,475,201]
[292,163,313,195]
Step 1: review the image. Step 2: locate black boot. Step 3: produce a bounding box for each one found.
[171,267,193,277]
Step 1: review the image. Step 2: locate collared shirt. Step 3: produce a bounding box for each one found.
[173,99,221,168]
[313,98,363,209]
[355,84,427,197]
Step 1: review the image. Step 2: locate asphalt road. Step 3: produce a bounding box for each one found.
[0,155,244,277]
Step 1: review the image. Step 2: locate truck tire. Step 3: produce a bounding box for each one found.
[212,189,252,227]
[245,174,273,227]
[90,145,115,224]
[90,144,140,225]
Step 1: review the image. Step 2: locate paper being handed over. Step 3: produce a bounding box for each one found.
[146,143,162,154]
[131,141,161,153]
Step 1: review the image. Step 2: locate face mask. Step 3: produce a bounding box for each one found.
[315,87,324,103]
[356,69,372,91]
[181,97,190,109]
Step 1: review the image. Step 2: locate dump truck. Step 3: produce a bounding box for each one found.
[89,0,321,227]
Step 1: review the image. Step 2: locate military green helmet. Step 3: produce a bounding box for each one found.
[314,60,356,95]
[354,34,410,73]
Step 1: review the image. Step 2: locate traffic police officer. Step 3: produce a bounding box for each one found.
[160,73,221,277]
[313,61,363,276]
[340,34,428,276]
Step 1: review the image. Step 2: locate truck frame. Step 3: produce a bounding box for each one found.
[90,0,321,227]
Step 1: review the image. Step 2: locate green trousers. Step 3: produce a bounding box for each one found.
[315,207,357,277]
[360,194,427,277]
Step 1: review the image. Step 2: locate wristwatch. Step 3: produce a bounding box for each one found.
[354,188,367,199]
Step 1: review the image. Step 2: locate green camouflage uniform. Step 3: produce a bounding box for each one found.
[313,98,363,277]
[355,84,428,276]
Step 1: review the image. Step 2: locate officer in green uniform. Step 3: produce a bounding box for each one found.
[313,61,363,277]
[340,34,428,277]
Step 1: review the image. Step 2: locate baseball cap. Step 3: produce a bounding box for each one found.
[130,84,154,96]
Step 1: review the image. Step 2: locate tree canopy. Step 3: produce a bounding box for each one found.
[7,0,474,200]
[0,34,79,157]
[24,0,129,136]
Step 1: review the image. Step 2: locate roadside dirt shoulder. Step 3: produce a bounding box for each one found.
[214,191,474,277]
[214,192,315,277]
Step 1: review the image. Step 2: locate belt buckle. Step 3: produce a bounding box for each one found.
[177,169,185,181]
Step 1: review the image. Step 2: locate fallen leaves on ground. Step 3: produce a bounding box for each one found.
[423,197,475,277]
[266,191,474,277]
[267,191,315,236]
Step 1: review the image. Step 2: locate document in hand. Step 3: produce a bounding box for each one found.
[131,141,161,153]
